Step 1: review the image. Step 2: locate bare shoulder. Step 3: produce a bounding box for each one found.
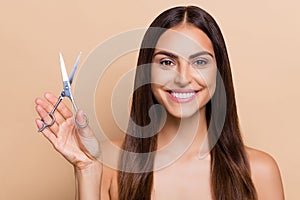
[100,139,124,200]
[246,146,279,172]
[245,146,285,200]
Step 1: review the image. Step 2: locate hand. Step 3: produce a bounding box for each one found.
[35,92,99,170]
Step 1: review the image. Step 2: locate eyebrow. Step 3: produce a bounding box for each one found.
[189,51,214,59]
[153,51,178,59]
[153,50,214,60]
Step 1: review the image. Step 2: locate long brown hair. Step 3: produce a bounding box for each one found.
[118,6,257,200]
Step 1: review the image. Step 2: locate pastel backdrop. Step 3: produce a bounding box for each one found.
[0,0,299,199]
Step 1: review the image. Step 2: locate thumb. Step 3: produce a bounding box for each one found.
[75,109,92,137]
[75,109,101,158]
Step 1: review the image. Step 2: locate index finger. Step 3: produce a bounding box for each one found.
[44,92,73,119]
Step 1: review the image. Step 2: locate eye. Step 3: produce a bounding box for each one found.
[160,59,175,67]
[193,59,208,66]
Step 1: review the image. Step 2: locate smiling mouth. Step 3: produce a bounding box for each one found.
[166,89,201,102]
[171,91,195,99]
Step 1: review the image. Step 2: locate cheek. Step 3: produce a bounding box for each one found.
[194,67,217,96]
[151,64,177,86]
[150,84,160,101]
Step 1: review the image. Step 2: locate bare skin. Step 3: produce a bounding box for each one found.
[35,24,284,199]
[35,92,284,200]
[99,145,284,200]
[98,139,285,200]
[99,117,285,200]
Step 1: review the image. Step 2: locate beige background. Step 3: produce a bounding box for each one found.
[0,0,299,199]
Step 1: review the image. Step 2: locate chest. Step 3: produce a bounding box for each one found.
[153,158,212,200]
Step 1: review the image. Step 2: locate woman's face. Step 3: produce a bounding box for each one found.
[151,23,217,118]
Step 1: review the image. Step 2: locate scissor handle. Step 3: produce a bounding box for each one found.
[38,111,89,132]
[38,112,56,132]
[75,113,89,129]
[68,93,89,129]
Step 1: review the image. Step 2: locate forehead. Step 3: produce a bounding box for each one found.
[155,24,214,58]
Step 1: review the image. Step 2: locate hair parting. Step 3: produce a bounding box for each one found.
[118,6,258,200]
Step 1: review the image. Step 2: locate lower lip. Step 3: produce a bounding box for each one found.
[166,91,199,103]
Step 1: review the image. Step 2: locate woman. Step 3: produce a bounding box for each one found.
[35,5,284,200]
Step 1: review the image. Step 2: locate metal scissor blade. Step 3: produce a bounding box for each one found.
[59,52,70,82]
[68,52,82,85]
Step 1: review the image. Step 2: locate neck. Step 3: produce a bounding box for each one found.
[156,107,209,163]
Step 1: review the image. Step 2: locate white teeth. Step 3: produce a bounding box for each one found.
[171,92,195,99]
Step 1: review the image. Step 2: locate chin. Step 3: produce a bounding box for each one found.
[167,107,202,119]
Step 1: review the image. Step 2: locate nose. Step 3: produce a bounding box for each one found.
[174,60,192,87]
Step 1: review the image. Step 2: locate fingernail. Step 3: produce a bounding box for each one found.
[35,98,41,104]
[45,92,50,98]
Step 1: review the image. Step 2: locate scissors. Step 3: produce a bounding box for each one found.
[38,52,89,132]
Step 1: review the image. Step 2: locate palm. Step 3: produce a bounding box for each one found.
[54,117,92,167]
[35,93,96,169]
